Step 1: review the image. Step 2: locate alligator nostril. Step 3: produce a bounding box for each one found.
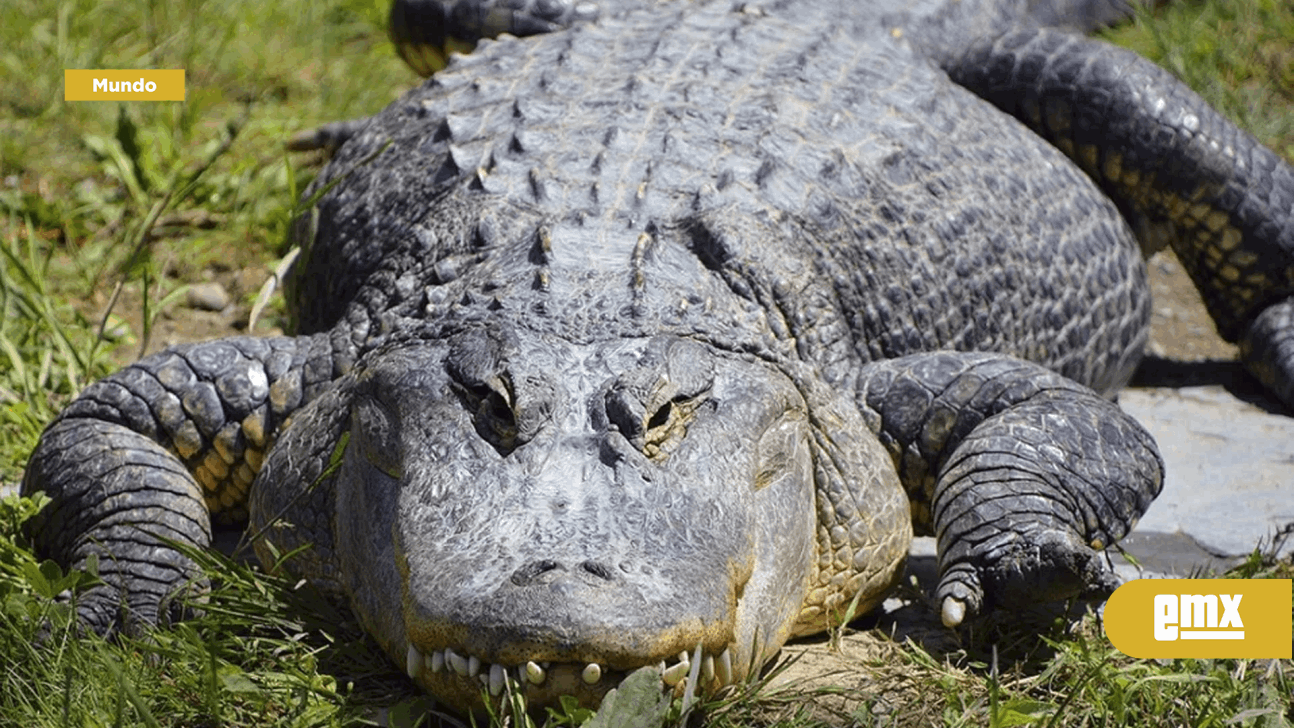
[510,559,563,586]
[580,560,615,581]
[511,559,617,587]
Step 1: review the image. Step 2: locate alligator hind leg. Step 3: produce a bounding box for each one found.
[854,352,1163,625]
[941,27,1294,409]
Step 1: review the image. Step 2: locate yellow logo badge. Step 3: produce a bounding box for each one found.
[1105,579,1292,658]
[65,70,185,101]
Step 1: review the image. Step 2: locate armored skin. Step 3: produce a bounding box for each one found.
[23,0,1294,715]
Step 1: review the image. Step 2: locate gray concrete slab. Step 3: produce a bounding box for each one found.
[1119,383,1294,566]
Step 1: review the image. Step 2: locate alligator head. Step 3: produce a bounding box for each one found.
[255,322,908,713]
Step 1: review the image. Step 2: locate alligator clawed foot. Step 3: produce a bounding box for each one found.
[936,530,1121,628]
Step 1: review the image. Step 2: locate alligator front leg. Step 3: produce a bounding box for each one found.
[941,27,1294,409]
[854,351,1163,626]
[21,333,344,636]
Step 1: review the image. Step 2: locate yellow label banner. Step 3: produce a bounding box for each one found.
[65,70,185,101]
[1105,579,1292,658]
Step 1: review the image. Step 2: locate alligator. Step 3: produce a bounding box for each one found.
[22,0,1294,716]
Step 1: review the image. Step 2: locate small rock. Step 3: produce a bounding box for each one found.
[187,282,231,311]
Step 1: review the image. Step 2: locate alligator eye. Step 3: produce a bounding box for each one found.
[646,401,673,431]
[480,388,514,426]
[642,395,699,460]
[604,342,711,461]
[454,378,520,454]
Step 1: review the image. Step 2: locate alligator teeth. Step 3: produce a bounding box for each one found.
[446,648,469,676]
[412,646,746,694]
[489,664,506,696]
[406,644,423,679]
[716,648,733,685]
[661,658,690,686]
[525,661,546,685]
[683,644,703,699]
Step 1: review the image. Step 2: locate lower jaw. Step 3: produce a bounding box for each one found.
[405,643,742,712]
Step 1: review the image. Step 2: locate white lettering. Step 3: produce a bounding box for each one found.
[1181,594,1218,628]
[93,78,107,92]
[1219,594,1243,629]
[1154,594,1178,641]
[1155,593,1245,640]
[145,80,156,92]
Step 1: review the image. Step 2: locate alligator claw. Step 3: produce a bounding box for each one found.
[940,596,967,628]
[934,562,982,627]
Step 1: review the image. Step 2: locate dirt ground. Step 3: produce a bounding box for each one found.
[89,260,283,364]
[1141,249,1238,363]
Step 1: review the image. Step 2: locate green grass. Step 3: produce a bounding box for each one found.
[1,0,1293,725]
[0,0,419,481]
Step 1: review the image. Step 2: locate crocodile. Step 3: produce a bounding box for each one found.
[22,0,1294,716]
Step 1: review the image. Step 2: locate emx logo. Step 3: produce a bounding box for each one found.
[1105,579,1292,658]
[1153,593,1244,641]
